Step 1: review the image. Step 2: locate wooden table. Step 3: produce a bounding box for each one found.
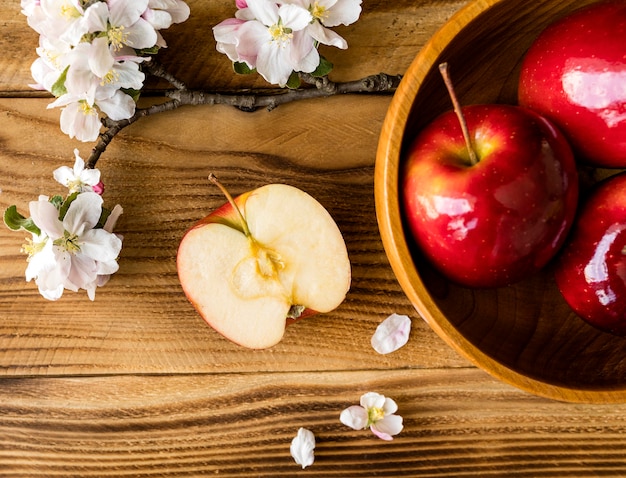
[1,1,626,476]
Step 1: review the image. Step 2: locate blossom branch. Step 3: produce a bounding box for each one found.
[167,73,403,109]
[86,72,402,168]
[142,59,188,91]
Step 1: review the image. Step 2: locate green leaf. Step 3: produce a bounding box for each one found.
[311,56,333,78]
[58,192,79,221]
[286,71,301,89]
[50,195,64,210]
[135,46,160,55]
[96,206,112,230]
[51,66,69,97]
[233,61,255,75]
[3,206,41,236]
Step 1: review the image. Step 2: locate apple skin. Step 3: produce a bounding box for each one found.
[402,104,579,288]
[555,172,626,336]
[518,1,626,168]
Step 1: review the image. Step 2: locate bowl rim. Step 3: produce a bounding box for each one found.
[374,0,626,403]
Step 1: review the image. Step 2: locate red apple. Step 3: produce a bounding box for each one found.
[518,1,626,168]
[177,176,351,349]
[555,172,626,335]
[402,100,579,288]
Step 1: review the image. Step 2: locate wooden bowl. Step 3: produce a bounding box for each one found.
[375,0,626,403]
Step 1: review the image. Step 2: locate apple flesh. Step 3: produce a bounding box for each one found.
[402,104,579,288]
[177,181,351,349]
[518,1,626,168]
[555,172,626,336]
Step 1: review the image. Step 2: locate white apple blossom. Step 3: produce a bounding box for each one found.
[371,313,411,354]
[290,427,315,469]
[50,88,137,142]
[214,0,318,86]
[31,36,72,90]
[284,0,362,49]
[25,192,123,301]
[95,0,158,52]
[53,149,102,193]
[21,0,190,142]
[340,392,403,441]
[214,0,362,86]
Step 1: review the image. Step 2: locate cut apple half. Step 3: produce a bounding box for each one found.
[177,178,351,349]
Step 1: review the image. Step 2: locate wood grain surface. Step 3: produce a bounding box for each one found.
[2,0,626,476]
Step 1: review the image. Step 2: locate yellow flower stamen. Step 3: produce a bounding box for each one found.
[54,231,81,254]
[80,100,97,116]
[100,69,120,86]
[269,22,293,45]
[21,237,46,259]
[311,2,329,21]
[108,25,129,50]
[368,406,385,424]
[60,3,81,19]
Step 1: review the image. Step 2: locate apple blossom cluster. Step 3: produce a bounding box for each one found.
[21,0,190,142]
[3,150,123,301]
[213,0,362,87]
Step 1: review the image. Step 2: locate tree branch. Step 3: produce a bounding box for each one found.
[86,72,402,169]
[142,59,187,91]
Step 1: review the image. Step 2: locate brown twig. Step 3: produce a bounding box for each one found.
[86,70,402,168]
[142,59,187,91]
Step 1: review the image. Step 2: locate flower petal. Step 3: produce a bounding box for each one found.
[339,405,368,431]
[290,427,315,469]
[278,4,312,31]
[66,252,98,291]
[382,396,398,415]
[236,19,270,67]
[108,0,149,27]
[246,0,278,27]
[306,21,347,49]
[103,204,124,233]
[29,198,63,239]
[371,313,411,354]
[323,0,362,27]
[63,191,103,235]
[53,165,75,189]
[96,90,136,121]
[80,228,123,262]
[124,18,158,50]
[360,391,385,410]
[370,414,403,441]
[256,42,294,86]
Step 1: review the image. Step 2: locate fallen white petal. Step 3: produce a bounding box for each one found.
[371,313,411,354]
[290,427,315,469]
[339,405,368,430]
[371,414,404,441]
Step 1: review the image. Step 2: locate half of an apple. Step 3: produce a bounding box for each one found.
[177,176,352,349]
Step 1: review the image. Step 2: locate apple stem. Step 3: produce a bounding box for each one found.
[439,62,478,166]
[208,173,251,237]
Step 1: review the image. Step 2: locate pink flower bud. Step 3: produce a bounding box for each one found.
[93,181,105,195]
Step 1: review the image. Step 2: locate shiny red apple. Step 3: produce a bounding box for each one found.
[518,1,626,168]
[402,100,579,288]
[555,172,626,335]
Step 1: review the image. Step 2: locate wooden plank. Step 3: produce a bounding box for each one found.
[0,0,468,93]
[2,369,626,476]
[0,96,469,376]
